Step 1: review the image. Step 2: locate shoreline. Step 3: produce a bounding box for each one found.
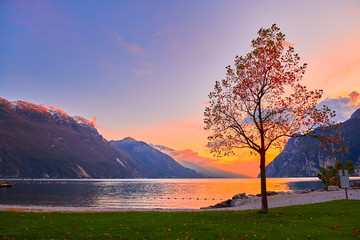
[1,189,359,212]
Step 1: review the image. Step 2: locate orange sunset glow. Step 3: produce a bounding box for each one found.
[2,1,359,178]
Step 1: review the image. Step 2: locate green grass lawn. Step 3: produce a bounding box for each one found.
[0,200,359,240]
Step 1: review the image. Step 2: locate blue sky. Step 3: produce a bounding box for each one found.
[1,0,360,176]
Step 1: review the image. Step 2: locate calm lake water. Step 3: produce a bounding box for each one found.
[1,178,358,209]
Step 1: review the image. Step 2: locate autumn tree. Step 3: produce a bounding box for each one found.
[204,24,339,213]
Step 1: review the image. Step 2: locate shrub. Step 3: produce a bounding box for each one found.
[317,160,354,190]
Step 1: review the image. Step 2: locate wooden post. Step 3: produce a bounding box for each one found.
[345,188,348,200]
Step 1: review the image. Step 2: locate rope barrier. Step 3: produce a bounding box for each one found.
[0,193,223,201]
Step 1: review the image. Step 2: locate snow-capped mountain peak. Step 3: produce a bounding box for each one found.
[149,144,175,153]
[0,97,98,132]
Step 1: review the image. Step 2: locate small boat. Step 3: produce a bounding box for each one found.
[0,181,12,187]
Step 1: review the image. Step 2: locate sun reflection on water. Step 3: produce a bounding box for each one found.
[1,177,355,209]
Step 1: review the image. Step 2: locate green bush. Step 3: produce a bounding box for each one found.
[317,160,354,190]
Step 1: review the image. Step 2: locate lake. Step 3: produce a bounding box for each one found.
[0,178,358,209]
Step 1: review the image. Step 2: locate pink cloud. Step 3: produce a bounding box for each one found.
[113,31,144,55]
[349,9,358,14]
[167,149,214,165]
[156,146,261,177]
[348,91,360,105]
[322,58,360,84]
[129,44,142,54]
[90,116,97,127]
[319,92,360,123]
[202,101,210,105]
[282,41,297,48]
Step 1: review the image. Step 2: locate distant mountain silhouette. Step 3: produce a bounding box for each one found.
[263,108,360,177]
[178,160,249,178]
[110,138,200,178]
[150,144,250,178]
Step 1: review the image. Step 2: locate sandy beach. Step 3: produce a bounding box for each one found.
[227,189,360,211]
[0,189,359,212]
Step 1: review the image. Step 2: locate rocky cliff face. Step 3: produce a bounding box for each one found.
[264,108,360,177]
[0,98,142,178]
[110,138,200,178]
[0,97,204,179]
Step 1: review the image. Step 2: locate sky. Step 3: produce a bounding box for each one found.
[1,0,360,177]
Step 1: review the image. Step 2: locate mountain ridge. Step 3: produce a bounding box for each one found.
[150,144,250,178]
[0,97,203,178]
[0,97,143,178]
[1,98,98,136]
[263,108,360,177]
[110,138,200,178]
[1,97,253,178]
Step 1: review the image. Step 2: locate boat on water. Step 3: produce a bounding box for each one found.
[0,181,12,187]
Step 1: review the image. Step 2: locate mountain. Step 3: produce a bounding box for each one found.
[177,160,249,178]
[264,108,360,177]
[110,138,200,178]
[0,98,145,178]
[151,144,250,178]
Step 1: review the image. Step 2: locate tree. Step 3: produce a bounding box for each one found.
[204,24,340,213]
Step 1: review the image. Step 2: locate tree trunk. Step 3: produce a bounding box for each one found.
[260,150,268,213]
